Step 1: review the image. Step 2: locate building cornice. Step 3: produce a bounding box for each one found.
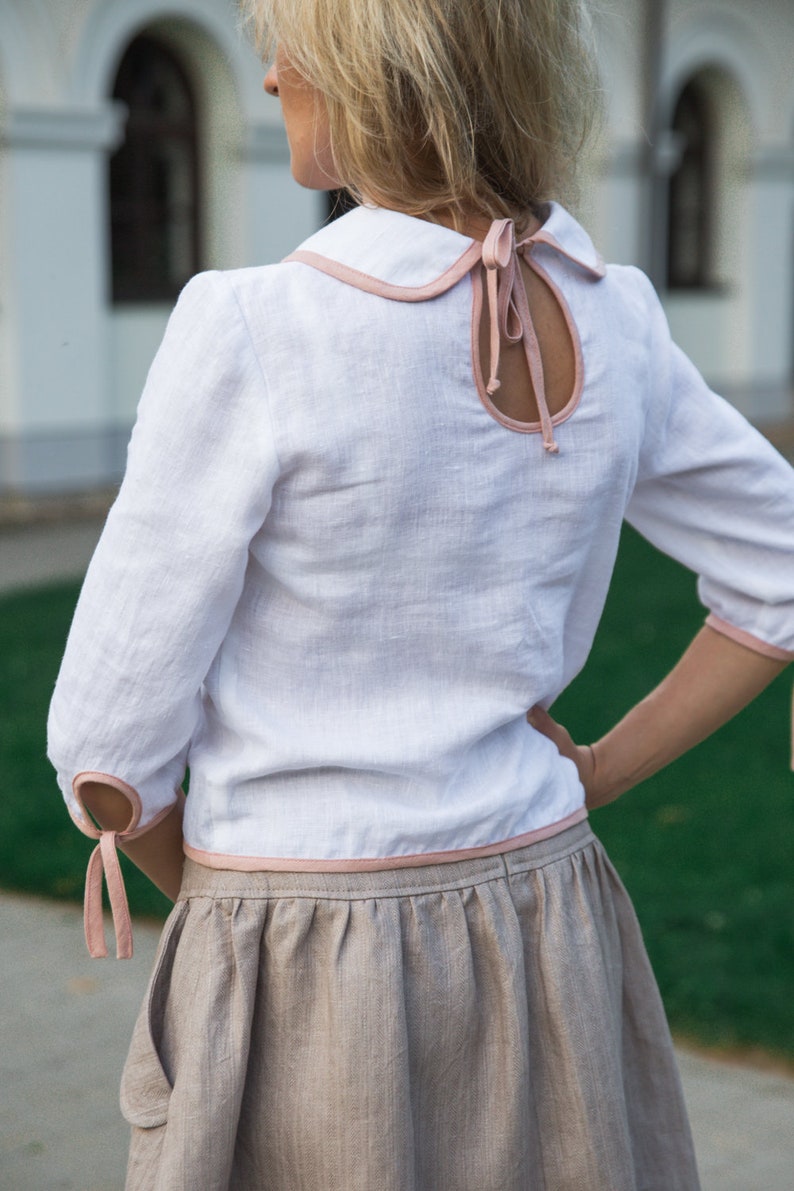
[0,104,127,152]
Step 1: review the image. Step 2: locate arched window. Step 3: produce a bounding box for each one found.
[666,79,715,289]
[109,35,201,302]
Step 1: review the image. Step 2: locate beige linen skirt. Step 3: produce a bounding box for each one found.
[121,821,701,1190]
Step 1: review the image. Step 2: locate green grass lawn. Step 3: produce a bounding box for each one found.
[1,524,792,1058]
[0,581,173,921]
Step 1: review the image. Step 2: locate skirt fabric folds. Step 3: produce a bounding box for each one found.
[121,821,701,1190]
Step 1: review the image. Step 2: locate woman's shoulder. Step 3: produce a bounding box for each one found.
[172,259,317,346]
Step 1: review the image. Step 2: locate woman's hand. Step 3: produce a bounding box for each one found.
[527,706,614,809]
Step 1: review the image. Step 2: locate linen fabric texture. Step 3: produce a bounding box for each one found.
[121,823,701,1191]
[47,203,794,876]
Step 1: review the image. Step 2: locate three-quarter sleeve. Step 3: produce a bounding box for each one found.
[47,271,280,953]
[625,269,794,662]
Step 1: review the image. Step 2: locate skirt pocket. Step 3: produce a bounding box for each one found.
[120,900,188,1129]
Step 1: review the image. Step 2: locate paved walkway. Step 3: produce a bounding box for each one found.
[2,511,794,1188]
[0,514,107,595]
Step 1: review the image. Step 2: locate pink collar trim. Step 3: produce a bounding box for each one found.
[285,202,606,296]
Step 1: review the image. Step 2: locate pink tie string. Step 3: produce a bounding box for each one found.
[481,218,559,453]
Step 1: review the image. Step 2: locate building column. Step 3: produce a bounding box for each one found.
[742,147,794,423]
[592,141,647,266]
[0,104,126,494]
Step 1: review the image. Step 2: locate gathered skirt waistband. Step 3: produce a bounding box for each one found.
[178,818,597,902]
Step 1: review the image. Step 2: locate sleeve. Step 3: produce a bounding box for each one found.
[624,269,794,666]
[47,271,281,955]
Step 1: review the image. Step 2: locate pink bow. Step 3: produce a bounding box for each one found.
[482,219,559,453]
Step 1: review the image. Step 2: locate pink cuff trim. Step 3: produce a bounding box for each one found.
[704,618,794,772]
[72,775,184,960]
[70,772,143,838]
[182,806,588,873]
[704,615,794,662]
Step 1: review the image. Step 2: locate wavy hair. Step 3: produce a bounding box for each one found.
[241,0,600,225]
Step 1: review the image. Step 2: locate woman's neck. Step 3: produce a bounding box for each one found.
[430,206,541,243]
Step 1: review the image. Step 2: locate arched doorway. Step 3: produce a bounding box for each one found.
[664,66,751,295]
[666,77,715,289]
[101,16,246,441]
[109,34,202,302]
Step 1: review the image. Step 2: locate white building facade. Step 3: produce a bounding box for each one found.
[589,0,794,427]
[1,0,792,495]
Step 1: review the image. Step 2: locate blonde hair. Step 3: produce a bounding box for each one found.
[241,0,600,226]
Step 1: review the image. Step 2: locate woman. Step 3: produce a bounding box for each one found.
[48,1,793,1187]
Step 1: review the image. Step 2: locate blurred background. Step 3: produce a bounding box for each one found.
[1,0,793,503]
[0,1,793,1187]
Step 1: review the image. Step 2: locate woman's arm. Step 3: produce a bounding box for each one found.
[529,624,789,809]
[80,783,185,902]
[47,272,281,956]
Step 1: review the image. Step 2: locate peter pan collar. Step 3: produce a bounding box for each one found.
[285,201,606,299]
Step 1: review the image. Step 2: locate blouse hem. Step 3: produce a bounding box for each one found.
[182,805,589,873]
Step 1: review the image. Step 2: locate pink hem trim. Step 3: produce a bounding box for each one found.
[285,242,483,302]
[704,615,794,662]
[470,262,585,436]
[182,807,588,873]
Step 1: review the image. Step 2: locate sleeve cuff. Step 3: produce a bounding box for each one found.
[704,614,794,663]
[70,774,184,959]
[705,616,794,775]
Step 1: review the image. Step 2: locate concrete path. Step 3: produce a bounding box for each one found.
[1,891,793,1190]
[0,515,106,595]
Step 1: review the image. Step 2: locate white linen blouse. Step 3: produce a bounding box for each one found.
[47,203,794,957]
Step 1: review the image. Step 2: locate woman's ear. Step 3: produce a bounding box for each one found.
[263,61,279,97]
